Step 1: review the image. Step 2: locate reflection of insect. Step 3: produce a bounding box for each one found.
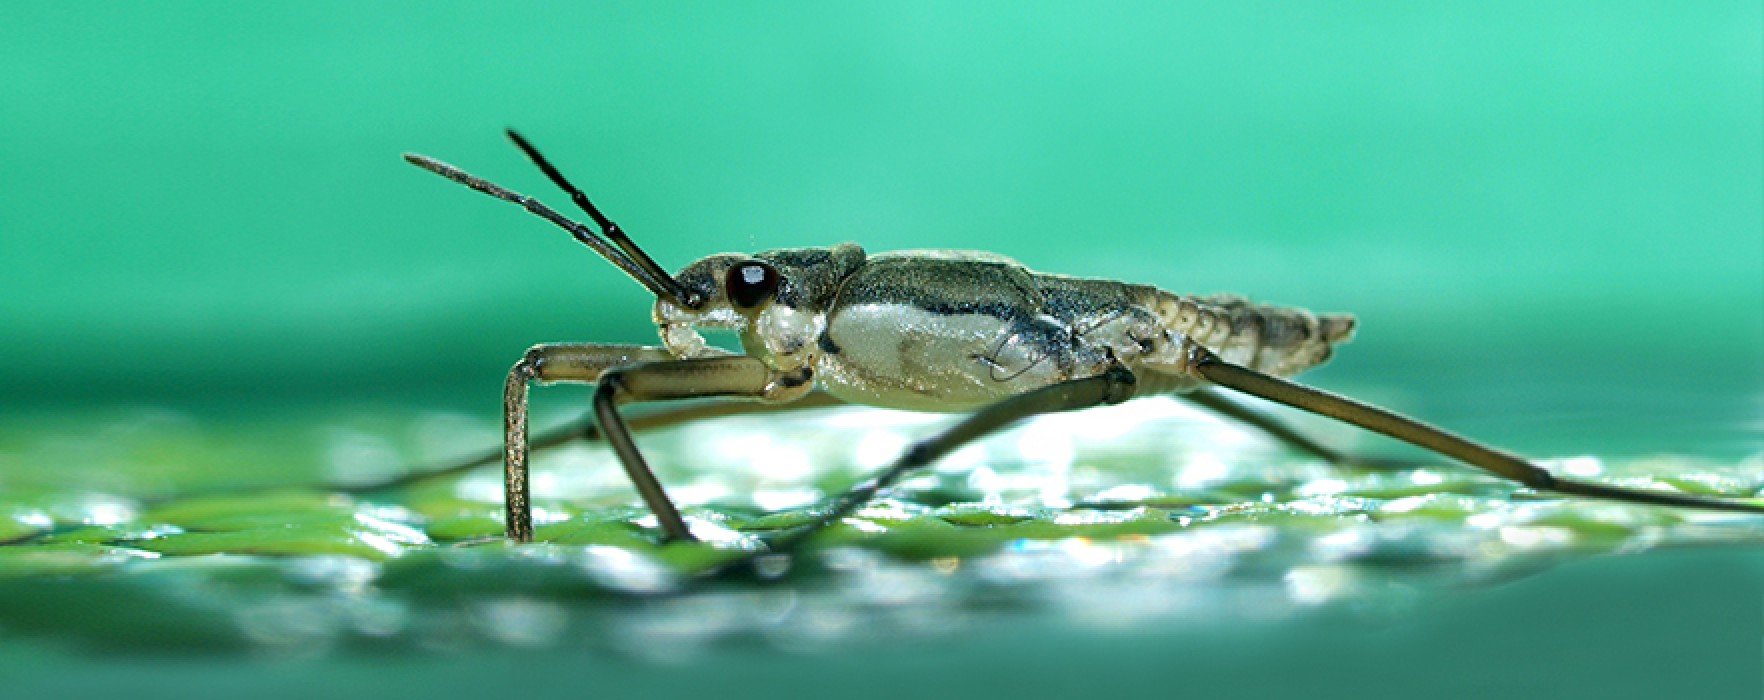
[403,131,1764,546]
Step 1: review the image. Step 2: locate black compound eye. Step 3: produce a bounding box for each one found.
[724,260,781,309]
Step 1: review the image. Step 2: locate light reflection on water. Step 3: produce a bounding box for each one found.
[0,397,1761,657]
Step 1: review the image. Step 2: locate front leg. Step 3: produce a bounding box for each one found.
[504,344,676,542]
[505,344,803,542]
[339,391,847,494]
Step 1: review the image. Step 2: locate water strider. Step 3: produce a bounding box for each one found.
[401,130,1764,549]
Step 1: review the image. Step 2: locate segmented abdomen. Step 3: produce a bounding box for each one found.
[1146,290,1356,377]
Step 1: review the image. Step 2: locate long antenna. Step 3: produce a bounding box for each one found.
[402,151,696,307]
[503,130,699,308]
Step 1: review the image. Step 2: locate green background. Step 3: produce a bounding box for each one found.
[3,2,1761,697]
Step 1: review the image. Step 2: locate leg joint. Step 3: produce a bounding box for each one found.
[594,371,627,404]
[1101,365,1139,404]
[512,345,548,382]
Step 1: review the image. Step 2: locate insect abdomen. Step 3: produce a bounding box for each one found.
[1146,290,1356,377]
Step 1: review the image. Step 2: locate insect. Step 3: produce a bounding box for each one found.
[403,130,1764,547]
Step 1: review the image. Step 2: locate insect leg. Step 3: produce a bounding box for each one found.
[763,366,1140,552]
[342,391,846,494]
[1180,388,1419,470]
[1181,387,1347,463]
[591,356,793,543]
[502,343,679,541]
[1187,347,1764,514]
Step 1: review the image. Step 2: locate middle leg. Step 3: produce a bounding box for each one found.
[760,366,1141,554]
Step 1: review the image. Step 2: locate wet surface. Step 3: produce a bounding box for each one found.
[2,397,1761,659]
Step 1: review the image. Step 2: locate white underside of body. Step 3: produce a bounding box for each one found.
[815,303,1082,413]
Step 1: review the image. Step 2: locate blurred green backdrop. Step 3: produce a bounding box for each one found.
[2,2,1762,696]
[6,2,1756,417]
[4,2,1759,437]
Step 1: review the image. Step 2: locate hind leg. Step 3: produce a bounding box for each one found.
[1187,346,1764,515]
[1181,388,1420,469]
